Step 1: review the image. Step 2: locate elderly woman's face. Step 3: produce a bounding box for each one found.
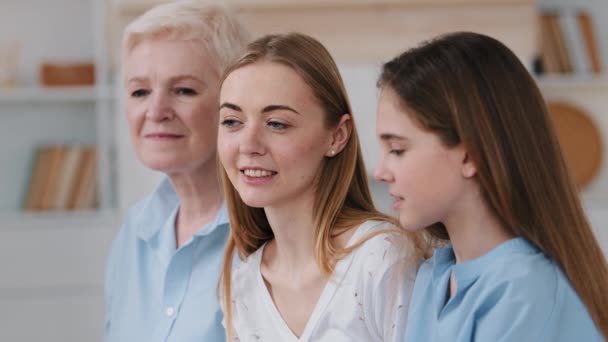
[124,37,220,175]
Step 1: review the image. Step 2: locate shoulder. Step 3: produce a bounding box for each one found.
[107,184,170,262]
[352,220,420,264]
[350,220,421,286]
[481,247,560,303]
[231,246,264,298]
[475,247,599,339]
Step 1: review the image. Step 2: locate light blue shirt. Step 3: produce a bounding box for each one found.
[405,237,604,342]
[104,178,230,342]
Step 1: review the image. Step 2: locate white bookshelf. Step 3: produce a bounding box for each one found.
[0,0,116,218]
[0,1,117,341]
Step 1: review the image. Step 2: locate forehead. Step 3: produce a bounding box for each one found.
[125,37,217,82]
[376,87,419,134]
[221,61,317,105]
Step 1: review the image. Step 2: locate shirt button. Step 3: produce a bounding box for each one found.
[165,306,176,317]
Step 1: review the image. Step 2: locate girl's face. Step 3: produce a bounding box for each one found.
[218,61,337,209]
[374,87,472,230]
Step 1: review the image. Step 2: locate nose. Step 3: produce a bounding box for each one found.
[145,90,174,122]
[239,123,266,156]
[374,156,394,183]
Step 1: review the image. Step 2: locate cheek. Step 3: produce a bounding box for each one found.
[282,140,326,177]
[392,153,434,190]
[217,134,236,165]
[126,112,144,147]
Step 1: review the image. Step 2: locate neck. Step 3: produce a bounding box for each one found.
[444,189,515,264]
[263,193,317,272]
[168,161,223,247]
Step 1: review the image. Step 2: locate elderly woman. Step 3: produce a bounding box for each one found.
[103,1,249,341]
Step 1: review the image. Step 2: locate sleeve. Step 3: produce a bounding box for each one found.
[362,233,420,342]
[103,224,126,342]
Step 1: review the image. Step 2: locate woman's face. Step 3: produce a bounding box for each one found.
[124,37,220,175]
[374,87,469,230]
[218,61,336,209]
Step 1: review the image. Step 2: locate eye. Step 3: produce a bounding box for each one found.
[389,149,405,156]
[221,118,241,128]
[175,87,198,96]
[130,89,149,97]
[268,121,288,130]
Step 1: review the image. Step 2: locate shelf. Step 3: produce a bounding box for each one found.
[112,0,535,14]
[0,86,114,104]
[535,74,608,90]
[0,209,120,230]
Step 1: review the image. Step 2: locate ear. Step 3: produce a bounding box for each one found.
[326,114,352,157]
[461,148,477,178]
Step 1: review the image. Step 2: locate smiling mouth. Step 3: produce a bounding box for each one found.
[241,169,277,177]
[144,133,184,139]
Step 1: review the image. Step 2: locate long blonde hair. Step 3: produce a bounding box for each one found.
[378,31,608,338]
[220,33,425,339]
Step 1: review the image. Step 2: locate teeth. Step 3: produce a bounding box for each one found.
[244,169,274,177]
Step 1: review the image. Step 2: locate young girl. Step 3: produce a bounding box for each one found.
[374,31,608,341]
[217,33,425,341]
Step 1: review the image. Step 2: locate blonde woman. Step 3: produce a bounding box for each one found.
[217,33,425,342]
[104,1,249,341]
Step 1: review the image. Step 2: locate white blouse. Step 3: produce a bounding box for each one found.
[226,220,419,342]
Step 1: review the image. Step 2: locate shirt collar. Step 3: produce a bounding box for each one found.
[135,177,229,241]
[431,237,538,285]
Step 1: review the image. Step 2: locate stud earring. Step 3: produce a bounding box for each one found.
[330,150,336,156]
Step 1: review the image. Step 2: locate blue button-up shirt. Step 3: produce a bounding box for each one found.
[404,237,604,342]
[104,178,230,342]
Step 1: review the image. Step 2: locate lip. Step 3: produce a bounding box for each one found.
[144,132,184,140]
[390,193,404,210]
[239,166,277,186]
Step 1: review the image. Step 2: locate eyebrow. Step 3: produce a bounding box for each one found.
[379,133,408,141]
[169,75,204,84]
[218,103,301,115]
[127,75,204,85]
[219,102,241,111]
[262,105,300,115]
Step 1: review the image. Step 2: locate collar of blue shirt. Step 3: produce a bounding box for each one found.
[432,237,538,287]
[134,177,230,242]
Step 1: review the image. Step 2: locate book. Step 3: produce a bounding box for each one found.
[51,145,84,210]
[24,146,52,210]
[39,145,67,210]
[577,11,603,74]
[68,146,97,210]
[539,13,561,74]
[548,12,572,73]
[559,9,592,74]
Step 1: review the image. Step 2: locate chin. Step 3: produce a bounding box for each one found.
[397,216,425,232]
[237,194,271,208]
[138,155,188,174]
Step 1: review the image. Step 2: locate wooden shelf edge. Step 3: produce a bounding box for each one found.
[536,74,608,90]
[0,86,114,103]
[0,209,120,230]
[111,0,535,16]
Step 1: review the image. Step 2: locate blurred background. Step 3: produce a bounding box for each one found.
[0,0,606,340]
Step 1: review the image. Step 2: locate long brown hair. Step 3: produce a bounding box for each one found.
[220,33,425,339]
[378,31,608,337]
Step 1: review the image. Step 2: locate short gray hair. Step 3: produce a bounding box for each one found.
[122,0,250,76]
